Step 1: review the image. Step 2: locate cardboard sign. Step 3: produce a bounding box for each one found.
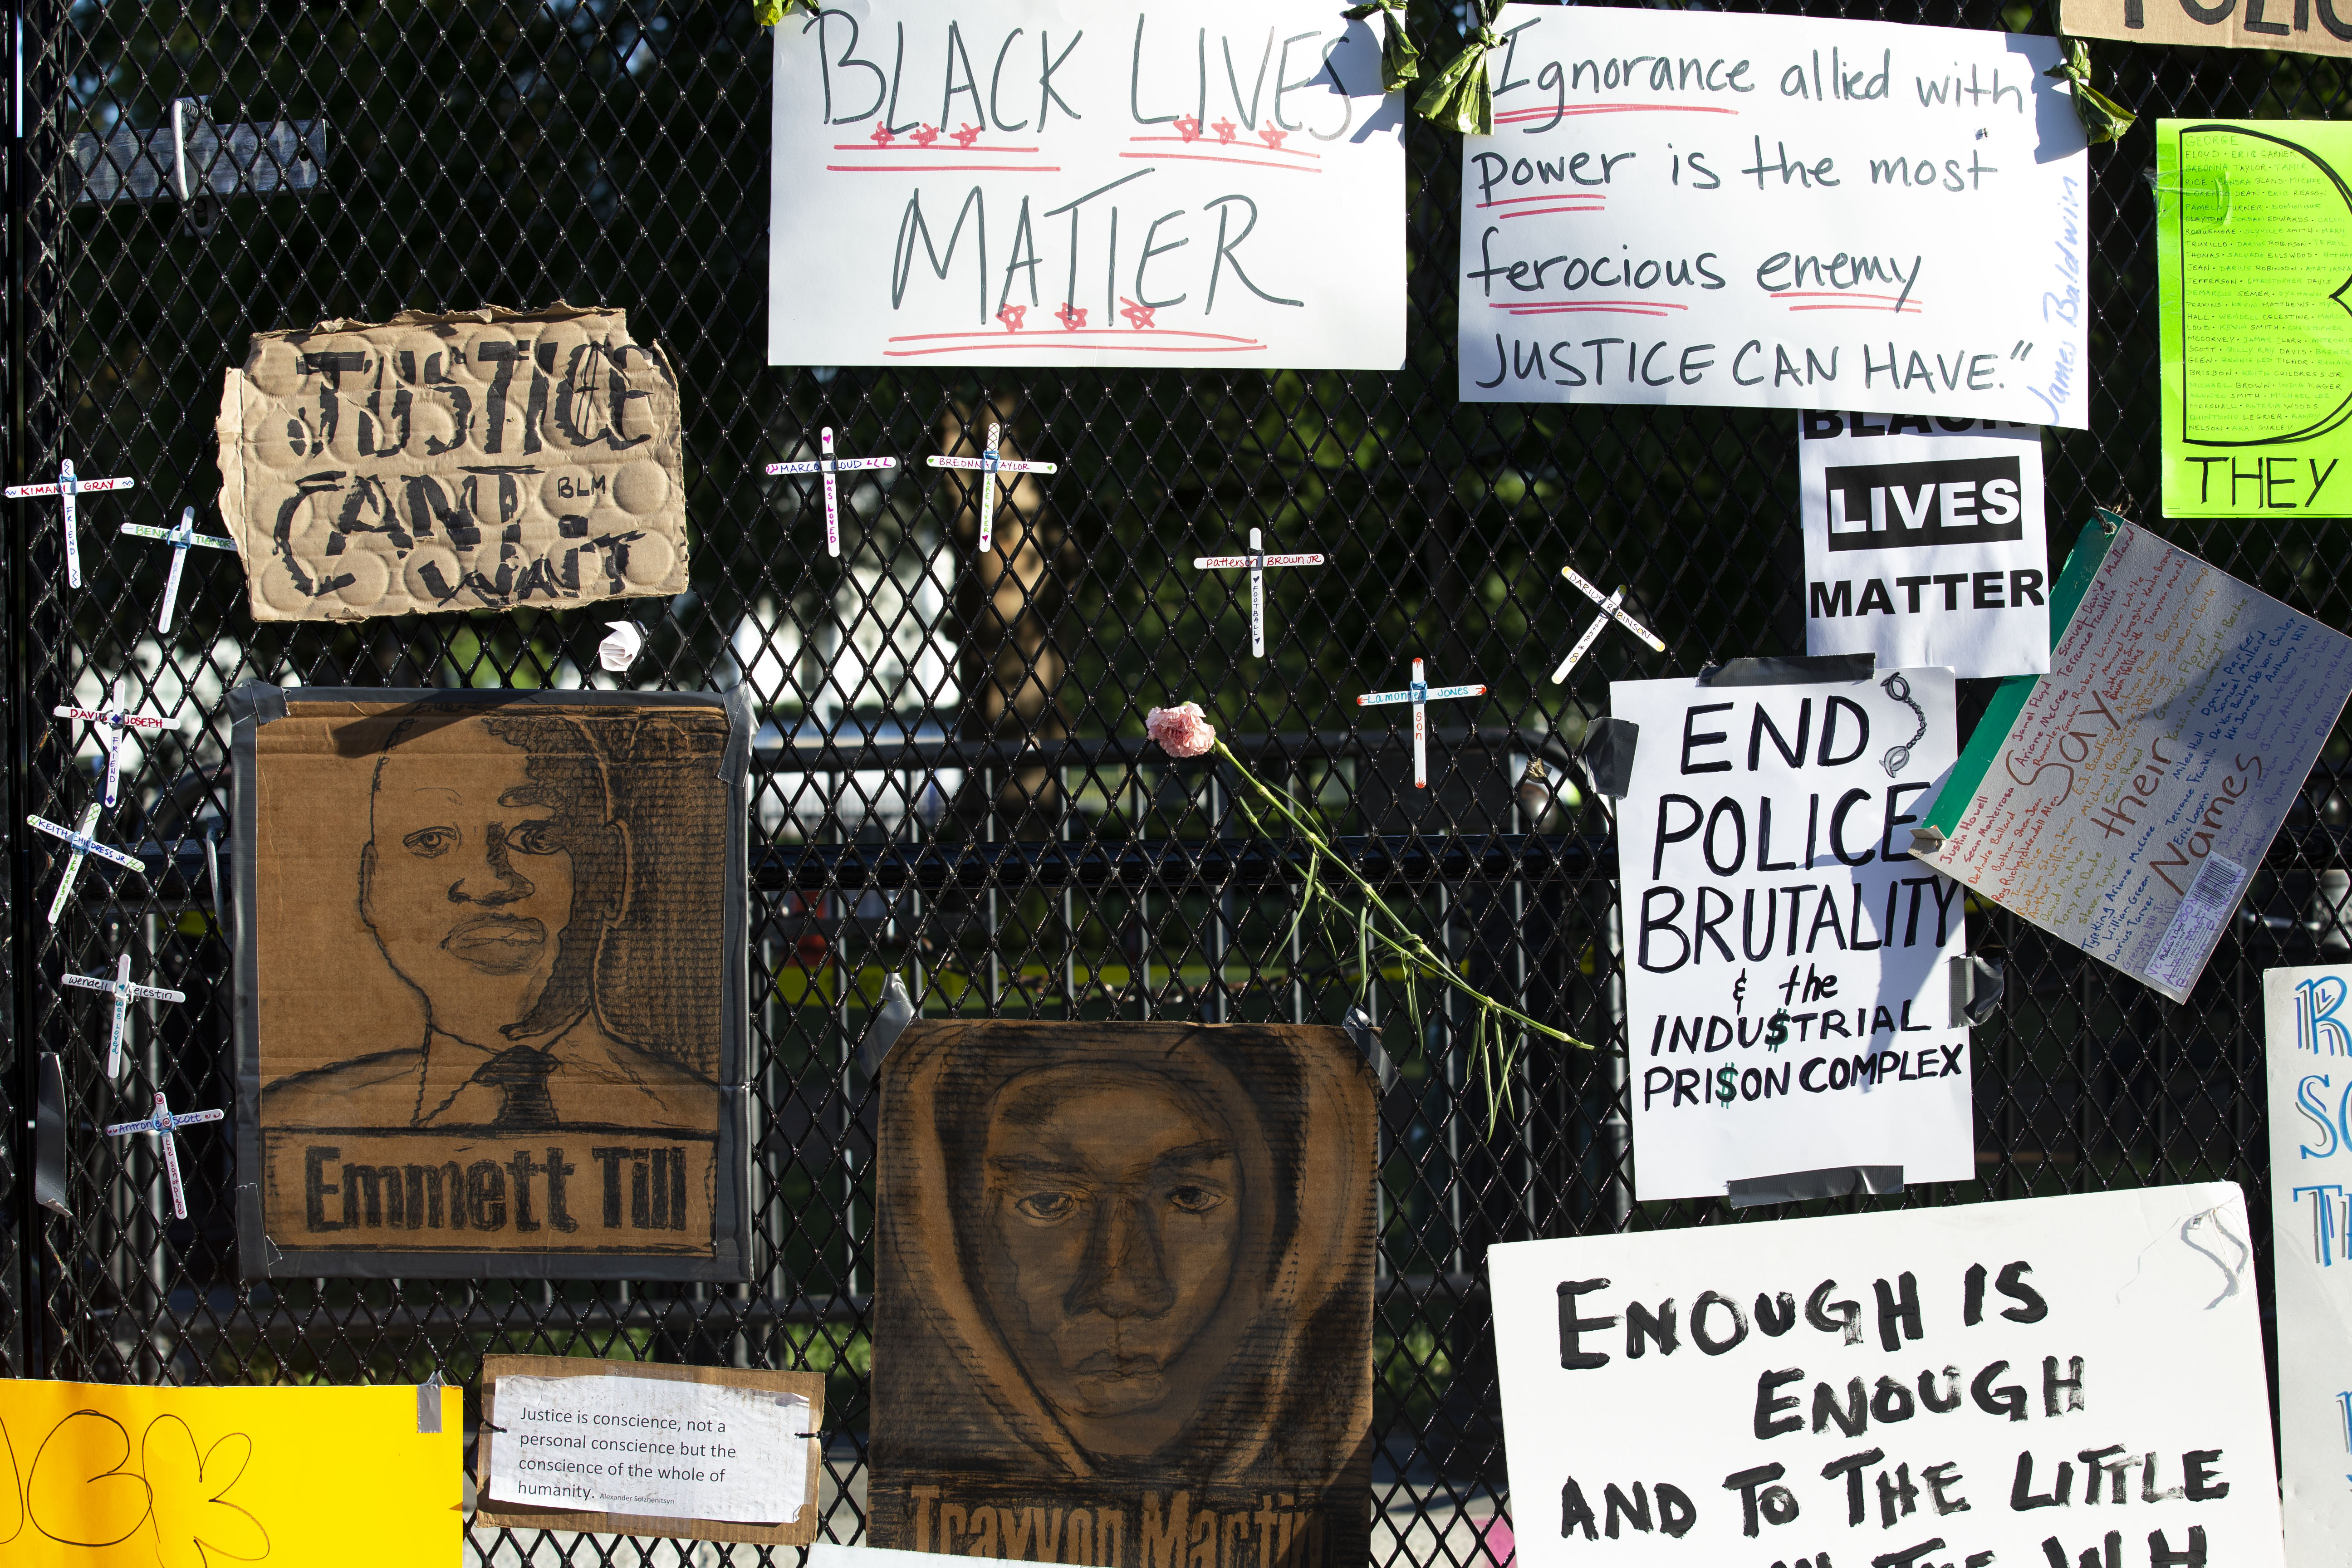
[476,1355,823,1544]
[2063,0,2352,59]
[1487,1184,2286,1568]
[1799,412,2051,680]
[1455,6,2088,425]
[0,1378,459,1568]
[2264,965,2352,1565]
[215,304,688,619]
[1613,668,1971,1202]
[229,686,752,1280]
[2156,120,2352,516]
[868,1020,1375,1568]
[1918,516,2352,1003]
[766,0,1405,369]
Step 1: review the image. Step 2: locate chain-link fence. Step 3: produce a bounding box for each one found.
[3,1,2346,1563]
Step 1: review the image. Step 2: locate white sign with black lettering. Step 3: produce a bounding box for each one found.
[1488,1183,2286,1568]
[1800,412,2051,680]
[487,1374,810,1525]
[1612,669,1969,1201]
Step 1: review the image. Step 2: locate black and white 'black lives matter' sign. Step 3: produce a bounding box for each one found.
[1799,412,2050,680]
[1489,1184,2285,1568]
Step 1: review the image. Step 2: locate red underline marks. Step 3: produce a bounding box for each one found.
[1772,291,1923,303]
[1494,300,1690,313]
[886,340,1270,357]
[831,143,1042,153]
[1788,303,1924,314]
[887,328,1264,346]
[1492,103,1740,123]
[827,164,1061,173]
[1502,304,1676,317]
[1127,135,1319,159]
[1499,205,1605,219]
[1478,194,1606,208]
[1116,151,1318,172]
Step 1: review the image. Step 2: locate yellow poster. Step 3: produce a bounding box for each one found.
[0,1378,460,1567]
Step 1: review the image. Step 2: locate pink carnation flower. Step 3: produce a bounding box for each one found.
[1146,702,1216,758]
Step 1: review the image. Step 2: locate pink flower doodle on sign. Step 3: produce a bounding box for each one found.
[951,123,982,147]
[911,124,941,147]
[1055,303,1088,331]
[997,305,1027,333]
[1146,703,1216,759]
[1260,122,1289,150]
[868,123,896,147]
[1175,115,1203,142]
[1211,117,1239,144]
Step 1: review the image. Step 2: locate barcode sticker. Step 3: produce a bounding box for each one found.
[2143,853,2248,995]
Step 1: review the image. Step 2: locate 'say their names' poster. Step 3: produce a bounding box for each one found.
[1457,7,2087,424]
[1612,667,1970,1203]
[768,0,1405,369]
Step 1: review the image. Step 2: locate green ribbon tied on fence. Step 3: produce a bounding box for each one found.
[1342,0,1422,94]
[1413,2,1506,136]
[754,0,818,25]
[2046,37,2135,147]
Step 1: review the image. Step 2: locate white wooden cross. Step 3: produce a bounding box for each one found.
[4,460,137,590]
[1356,658,1488,790]
[1551,564,1666,684]
[64,954,187,1079]
[104,1091,224,1220]
[1191,528,1327,657]
[54,680,168,810]
[29,804,145,926]
[926,421,1056,554]
[120,507,238,632]
[765,426,897,559]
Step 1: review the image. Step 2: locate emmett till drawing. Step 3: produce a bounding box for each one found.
[233,687,748,1279]
[870,1020,1376,1568]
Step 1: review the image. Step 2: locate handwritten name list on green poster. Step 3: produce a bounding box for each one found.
[2160,118,2352,516]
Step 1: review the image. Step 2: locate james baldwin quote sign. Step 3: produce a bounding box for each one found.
[1457,7,2087,425]
[1613,668,1971,1202]
[768,0,1403,369]
[1488,1184,2286,1568]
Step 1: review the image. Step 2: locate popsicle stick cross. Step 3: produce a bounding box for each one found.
[1357,658,1488,790]
[54,680,167,809]
[105,1091,224,1220]
[64,953,187,1078]
[1191,528,1327,657]
[1551,564,1666,684]
[927,421,1057,554]
[120,507,238,632]
[29,804,145,926]
[765,427,897,559]
[5,460,137,590]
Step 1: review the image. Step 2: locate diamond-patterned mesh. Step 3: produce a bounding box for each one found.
[3,1,2343,1563]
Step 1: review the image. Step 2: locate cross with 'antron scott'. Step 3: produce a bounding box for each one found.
[105,1091,225,1220]
[5,459,137,590]
[765,427,897,558]
[1357,658,1488,790]
[64,953,188,1079]
[1191,528,1326,657]
[54,680,167,810]
[29,803,145,926]
[120,507,239,632]
[926,421,1057,554]
[1551,564,1665,684]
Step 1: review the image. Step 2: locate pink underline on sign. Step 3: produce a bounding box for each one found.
[1127,136,1321,159]
[1492,103,1741,123]
[1478,194,1605,208]
[1502,304,1675,317]
[832,143,1044,153]
[1500,204,1605,218]
[1772,292,1926,306]
[886,339,1270,357]
[826,164,1061,173]
[1117,152,1317,172]
[1494,300,1688,314]
[1788,303,1923,314]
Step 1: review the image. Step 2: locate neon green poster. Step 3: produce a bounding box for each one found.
[2159,118,2352,517]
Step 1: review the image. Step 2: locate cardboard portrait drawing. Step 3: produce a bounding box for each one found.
[229,685,752,1279]
[869,1020,1376,1568]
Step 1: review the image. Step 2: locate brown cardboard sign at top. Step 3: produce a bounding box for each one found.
[215,303,689,621]
[229,685,751,1280]
[2059,0,2352,57]
[868,1019,1376,1568]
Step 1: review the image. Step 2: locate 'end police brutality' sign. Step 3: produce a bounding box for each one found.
[1612,668,1970,1202]
[1800,413,2052,680]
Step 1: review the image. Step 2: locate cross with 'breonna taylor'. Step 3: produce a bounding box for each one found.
[105,1091,224,1220]
[5,460,137,591]
[1550,564,1666,684]
[1357,658,1488,790]
[120,507,238,632]
[926,421,1057,554]
[1192,528,1327,657]
[765,426,897,559]
[54,679,167,810]
[65,954,187,1079]
[29,804,145,926]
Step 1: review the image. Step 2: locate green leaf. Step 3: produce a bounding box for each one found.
[2045,37,2134,147]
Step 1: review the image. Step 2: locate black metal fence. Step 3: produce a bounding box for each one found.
[3,1,2345,1563]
